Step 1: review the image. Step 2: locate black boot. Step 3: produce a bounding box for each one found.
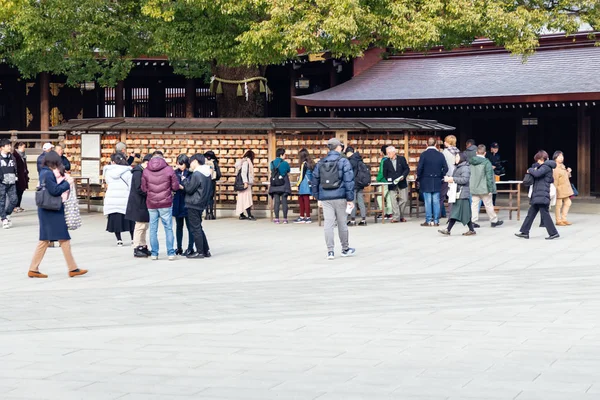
[141,246,151,256]
[134,246,149,258]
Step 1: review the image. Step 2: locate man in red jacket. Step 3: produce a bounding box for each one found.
[142,151,180,260]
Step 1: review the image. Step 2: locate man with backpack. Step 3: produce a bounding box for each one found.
[312,138,356,260]
[383,146,410,223]
[345,147,369,226]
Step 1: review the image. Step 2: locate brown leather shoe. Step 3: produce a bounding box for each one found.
[556,221,566,226]
[69,269,88,278]
[28,271,48,278]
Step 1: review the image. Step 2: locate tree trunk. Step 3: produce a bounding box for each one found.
[213,65,266,118]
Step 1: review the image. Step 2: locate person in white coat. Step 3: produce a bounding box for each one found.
[103,153,134,246]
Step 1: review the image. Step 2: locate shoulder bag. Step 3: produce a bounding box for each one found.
[35,182,63,211]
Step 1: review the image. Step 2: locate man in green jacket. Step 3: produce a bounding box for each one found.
[470,144,503,228]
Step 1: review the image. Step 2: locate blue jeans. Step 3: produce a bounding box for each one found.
[149,208,175,257]
[423,192,441,223]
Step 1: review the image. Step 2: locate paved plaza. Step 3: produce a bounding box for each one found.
[2,194,600,400]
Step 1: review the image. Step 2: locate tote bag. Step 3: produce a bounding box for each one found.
[447,182,458,204]
[64,183,82,230]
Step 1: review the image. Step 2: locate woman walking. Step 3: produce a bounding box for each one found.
[552,151,574,226]
[438,152,476,236]
[235,150,256,221]
[28,151,87,278]
[173,154,195,256]
[204,151,221,220]
[12,142,29,213]
[515,150,559,240]
[103,153,134,246]
[294,148,314,224]
[268,148,292,224]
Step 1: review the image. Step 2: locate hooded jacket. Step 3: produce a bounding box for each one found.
[141,157,179,209]
[312,150,355,201]
[182,164,213,211]
[528,160,556,206]
[465,145,477,162]
[469,155,496,195]
[103,164,132,215]
[0,151,17,185]
[452,161,471,199]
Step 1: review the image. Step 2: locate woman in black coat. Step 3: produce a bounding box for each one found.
[12,142,29,212]
[28,151,88,278]
[515,150,559,240]
[125,154,151,257]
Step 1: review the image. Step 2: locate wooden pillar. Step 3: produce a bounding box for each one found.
[515,117,528,181]
[185,78,195,118]
[267,130,277,161]
[577,105,591,197]
[290,68,297,118]
[40,72,50,132]
[115,81,124,117]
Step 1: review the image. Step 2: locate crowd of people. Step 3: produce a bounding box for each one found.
[0,132,579,276]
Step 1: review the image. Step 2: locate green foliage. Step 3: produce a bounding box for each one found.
[0,0,598,85]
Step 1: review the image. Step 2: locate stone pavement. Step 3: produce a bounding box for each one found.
[1,193,600,400]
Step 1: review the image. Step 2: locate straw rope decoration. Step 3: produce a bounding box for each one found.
[209,76,272,101]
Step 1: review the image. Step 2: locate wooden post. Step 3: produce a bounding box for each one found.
[185,78,195,118]
[267,130,277,161]
[115,81,124,117]
[290,68,297,118]
[40,72,50,133]
[577,105,591,197]
[515,117,528,181]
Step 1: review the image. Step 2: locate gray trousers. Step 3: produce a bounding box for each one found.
[390,187,408,220]
[350,189,366,219]
[322,199,349,252]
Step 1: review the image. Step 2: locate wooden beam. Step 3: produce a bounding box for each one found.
[40,72,49,133]
[267,130,277,162]
[115,81,124,118]
[515,118,528,180]
[185,78,195,118]
[577,105,591,196]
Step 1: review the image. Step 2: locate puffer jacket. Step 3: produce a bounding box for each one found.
[141,157,179,209]
[311,151,355,201]
[452,161,471,199]
[183,165,213,211]
[528,160,556,206]
[103,164,132,215]
[553,163,574,198]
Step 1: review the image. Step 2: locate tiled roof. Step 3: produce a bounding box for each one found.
[51,117,455,132]
[295,45,600,107]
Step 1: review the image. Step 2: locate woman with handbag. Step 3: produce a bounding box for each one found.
[293,148,315,224]
[103,153,134,246]
[552,151,574,226]
[438,152,476,236]
[28,151,87,278]
[235,150,256,221]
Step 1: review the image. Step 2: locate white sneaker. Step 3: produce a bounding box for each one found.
[327,251,335,260]
[2,219,10,229]
[168,255,176,261]
[151,255,158,260]
[6,216,12,227]
[117,240,123,247]
[341,248,356,257]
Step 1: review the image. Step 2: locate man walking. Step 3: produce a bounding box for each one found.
[441,135,460,216]
[470,145,504,228]
[312,138,356,260]
[142,151,179,260]
[126,154,152,258]
[0,139,18,229]
[383,146,410,223]
[182,154,213,259]
[417,137,448,227]
[345,146,368,226]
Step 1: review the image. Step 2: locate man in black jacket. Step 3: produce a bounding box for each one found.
[182,154,213,259]
[126,154,152,258]
[383,146,410,223]
[345,147,367,226]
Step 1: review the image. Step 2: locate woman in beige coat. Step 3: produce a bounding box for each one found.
[552,151,574,226]
[235,150,256,220]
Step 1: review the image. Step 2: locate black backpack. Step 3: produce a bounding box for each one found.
[355,161,371,189]
[320,157,342,190]
[270,160,285,187]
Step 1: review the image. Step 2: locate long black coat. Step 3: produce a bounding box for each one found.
[528,160,556,206]
[13,150,29,191]
[125,165,149,223]
[417,148,448,193]
[38,167,71,241]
